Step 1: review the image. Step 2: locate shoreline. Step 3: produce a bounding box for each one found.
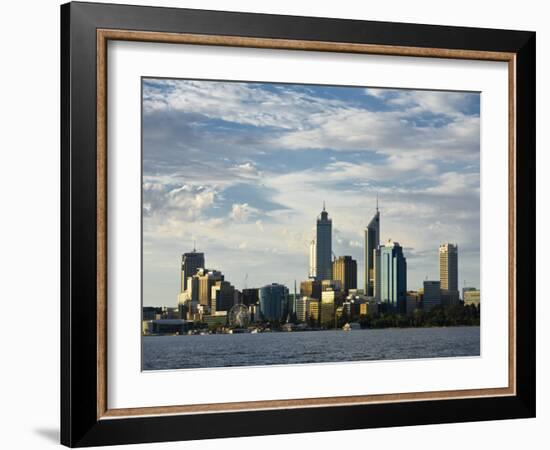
[142,324,480,338]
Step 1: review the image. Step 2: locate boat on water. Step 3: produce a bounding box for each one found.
[342,322,361,331]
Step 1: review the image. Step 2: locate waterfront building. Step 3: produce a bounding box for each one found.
[210,280,236,313]
[185,275,200,303]
[296,296,311,323]
[320,298,335,328]
[332,256,358,293]
[321,288,345,307]
[202,312,228,327]
[180,247,205,292]
[300,279,322,300]
[288,280,299,318]
[462,286,477,301]
[242,288,259,306]
[142,319,191,336]
[142,306,162,321]
[373,247,381,300]
[160,307,180,319]
[464,289,481,307]
[441,289,460,307]
[196,269,224,308]
[315,203,332,281]
[335,306,345,324]
[364,202,380,296]
[341,301,358,321]
[177,292,189,306]
[439,243,459,300]
[359,301,379,317]
[309,239,316,279]
[309,300,320,324]
[321,279,342,292]
[423,280,441,312]
[379,240,407,313]
[406,291,422,316]
[259,283,289,322]
[248,303,260,322]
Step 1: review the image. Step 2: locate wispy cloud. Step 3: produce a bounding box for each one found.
[142,78,480,306]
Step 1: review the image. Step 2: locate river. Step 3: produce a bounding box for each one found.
[142,326,480,370]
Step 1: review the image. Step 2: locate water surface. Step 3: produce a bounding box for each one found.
[142,326,480,370]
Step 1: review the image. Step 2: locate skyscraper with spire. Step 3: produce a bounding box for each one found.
[180,243,205,292]
[315,202,332,281]
[364,196,380,297]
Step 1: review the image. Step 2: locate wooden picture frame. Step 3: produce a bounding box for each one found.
[61,1,535,447]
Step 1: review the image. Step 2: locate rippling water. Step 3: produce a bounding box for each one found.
[142,326,480,370]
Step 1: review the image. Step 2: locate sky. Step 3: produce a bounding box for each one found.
[142,78,480,307]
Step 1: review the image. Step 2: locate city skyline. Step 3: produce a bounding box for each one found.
[143,78,480,307]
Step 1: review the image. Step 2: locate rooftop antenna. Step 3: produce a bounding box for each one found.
[323,200,326,211]
[376,192,379,213]
[193,240,196,252]
[244,273,248,290]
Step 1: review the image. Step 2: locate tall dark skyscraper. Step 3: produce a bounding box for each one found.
[364,200,380,296]
[315,202,332,281]
[379,240,407,313]
[180,246,205,292]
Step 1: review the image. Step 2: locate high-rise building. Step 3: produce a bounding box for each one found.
[332,256,357,293]
[259,283,289,322]
[300,279,322,300]
[439,243,458,291]
[210,280,236,313]
[295,296,311,323]
[373,247,381,300]
[241,288,259,306]
[321,289,345,308]
[321,279,342,292]
[364,201,380,296]
[195,269,224,308]
[309,300,320,324]
[379,240,407,313]
[308,239,316,279]
[180,247,205,292]
[423,280,441,312]
[320,298,335,328]
[315,203,332,281]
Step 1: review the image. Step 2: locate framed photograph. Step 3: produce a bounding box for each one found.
[61,1,535,447]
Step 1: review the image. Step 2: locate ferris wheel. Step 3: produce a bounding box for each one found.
[228,304,250,328]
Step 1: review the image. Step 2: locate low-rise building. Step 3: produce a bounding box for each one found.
[441,289,460,307]
[359,302,379,317]
[142,319,191,335]
[406,291,422,315]
[202,312,228,327]
[423,280,441,312]
[464,289,481,307]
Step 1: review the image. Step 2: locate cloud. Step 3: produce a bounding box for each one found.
[229,203,260,222]
[141,78,480,306]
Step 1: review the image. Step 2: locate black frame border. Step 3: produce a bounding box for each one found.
[61,2,535,447]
